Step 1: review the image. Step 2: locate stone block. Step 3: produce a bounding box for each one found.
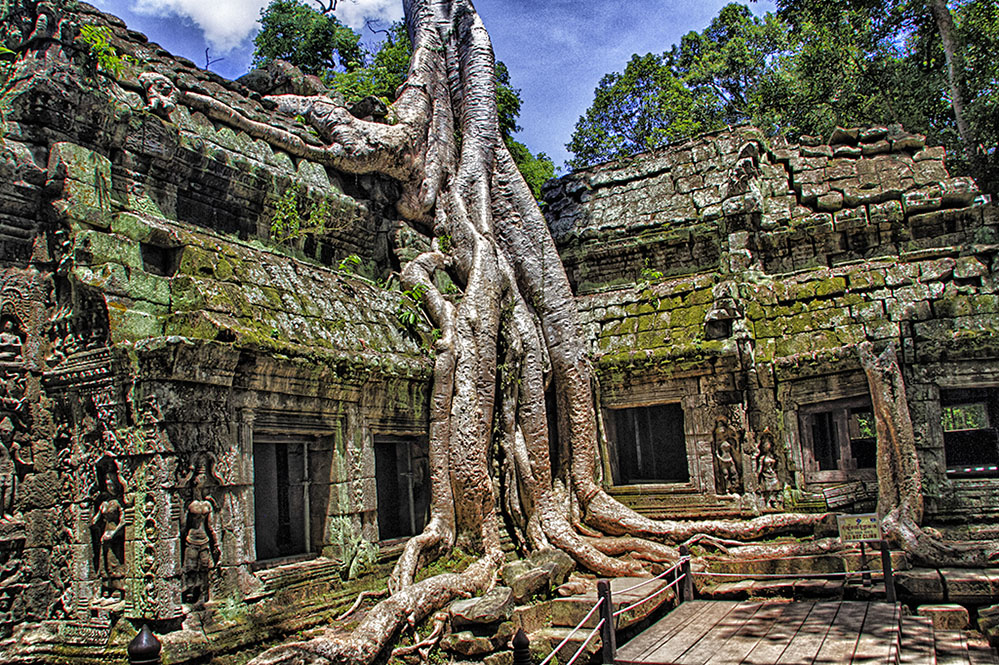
[895,569,945,602]
[917,604,969,630]
[914,160,949,186]
[799,182,830,203]
[914,146,947,161]
[834,145,862,158]
[939,177,980,207]
[508,568,550,604]
[513,601,554,632]
[817,191,844,212]
[861,140,890,156]
[860,127,889,143]
[868,200,904,225]
[451,587,515,627]
[802,145,833,158]
[830,127,860,145]
[939,568,999,604]
[441,631,494,656]
[902,188,943,215]
[892,133,927,152]
[954,256,988,279]
[526,549,575,587]
[484,650,514,665]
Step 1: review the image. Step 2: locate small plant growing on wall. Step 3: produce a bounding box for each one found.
[396,283,427,329]
[337,254,361,274]
[269,188,347,245]
[76,24,132,78]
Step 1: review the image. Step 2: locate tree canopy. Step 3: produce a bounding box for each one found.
[568,0,999,186]
[252,0,553,197]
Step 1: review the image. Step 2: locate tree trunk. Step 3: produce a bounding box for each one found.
[859,342,994,567]
[240,2,836,662]
[925,0,975,159]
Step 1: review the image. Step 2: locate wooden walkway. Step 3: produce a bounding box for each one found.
[616,601,901,665]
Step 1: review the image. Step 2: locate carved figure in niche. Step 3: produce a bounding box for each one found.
[91,459,127,602]
[45,308,76,367]
[0,320,23,363]
[0,372,27,419]
[713,418,741,496]
[756,428,782,509]
[0,419,16,518]
[178,454,220,606]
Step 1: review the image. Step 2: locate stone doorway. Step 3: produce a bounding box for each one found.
[252,433,333,562]
[374,436,429,541]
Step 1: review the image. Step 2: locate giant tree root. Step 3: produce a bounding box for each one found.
[252,556,501,665]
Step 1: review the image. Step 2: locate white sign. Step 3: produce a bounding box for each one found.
[836,513,882,542]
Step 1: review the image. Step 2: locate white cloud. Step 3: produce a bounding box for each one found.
[130,0,403,52]
[334,0,403,30]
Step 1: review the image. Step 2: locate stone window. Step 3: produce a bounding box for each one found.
[253,434,332,562]
[799,397,876,481]
[941,388,999,477]
[140,242,181,277]
[374,436,430,541]
[607,404,689,485]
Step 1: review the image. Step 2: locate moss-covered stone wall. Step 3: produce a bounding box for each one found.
[0,3,432,662]
[546,126,999,524]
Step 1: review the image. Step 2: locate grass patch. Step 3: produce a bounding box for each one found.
[414,547,477,584]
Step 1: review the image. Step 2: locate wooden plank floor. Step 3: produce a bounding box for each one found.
[616,601,901,665]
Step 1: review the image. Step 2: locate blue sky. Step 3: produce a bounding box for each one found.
[88,0,775,169]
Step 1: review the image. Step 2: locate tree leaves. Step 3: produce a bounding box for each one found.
[567,0,999,184]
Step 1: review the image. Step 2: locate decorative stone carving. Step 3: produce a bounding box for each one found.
[713,418,741,496]
[139,73,179,117]
[0,423,16,519]
[756,428,782,510]
[91,459,127,604]
[178,453,220,606]
[0,319,23,363]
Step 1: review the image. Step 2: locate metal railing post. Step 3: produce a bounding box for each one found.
[598,579,616,665]
[880,540,896,604]
[678,546,694,603]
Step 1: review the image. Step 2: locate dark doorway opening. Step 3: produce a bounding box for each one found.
[253,434,332,562]
[609,403,688,484]
[374,436,429,541]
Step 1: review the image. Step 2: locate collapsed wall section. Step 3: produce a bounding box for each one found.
[545,126,999,524]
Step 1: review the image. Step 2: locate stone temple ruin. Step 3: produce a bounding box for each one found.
[0,1,997,662]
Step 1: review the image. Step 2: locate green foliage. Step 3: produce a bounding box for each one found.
[568,0,999,181]
[396,283,428,328]
[269,188,338,244]
[253,0,363,77]
[252,5,553,197]
[567,52,714,169]
[437,234,452,254]
[337,253,361,273]
[331,21,411,105]
[76,24,132,78]
[269,188,302,243]
[640,260,663,283]
[507,137,555,200]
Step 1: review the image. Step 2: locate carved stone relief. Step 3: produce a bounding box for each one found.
[756,428,782,510]
[178,453,220,607]
[90,458,127,605]
[713,417,742,496]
